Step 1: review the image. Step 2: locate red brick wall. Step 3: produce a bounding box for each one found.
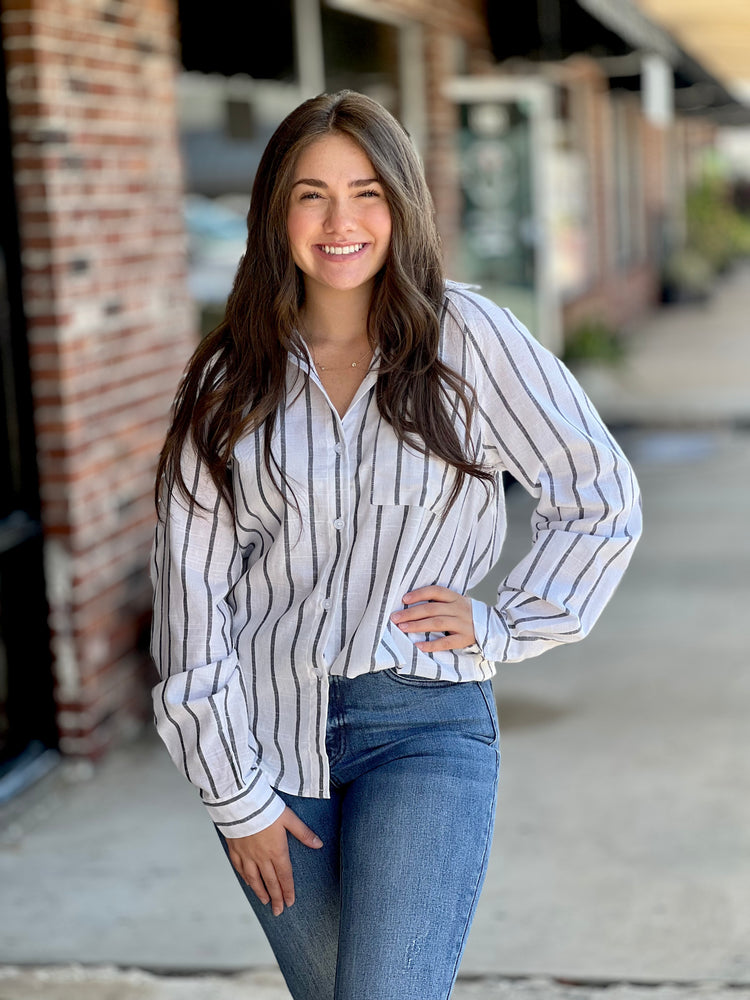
[1,0,196,757]
[558,58,663,333]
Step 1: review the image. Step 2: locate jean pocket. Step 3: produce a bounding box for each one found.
[476,679,500,749]
[383,668,457,688]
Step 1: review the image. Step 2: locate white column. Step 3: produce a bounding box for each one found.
[642,52,674,128]
[293,0,326,97]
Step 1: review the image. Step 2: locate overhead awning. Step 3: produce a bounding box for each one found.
[575,0,678,62]
[486,0,634,62]
[484,0,750,125]
[671,49,750,124]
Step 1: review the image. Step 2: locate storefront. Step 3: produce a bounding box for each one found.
[0,0,745,792]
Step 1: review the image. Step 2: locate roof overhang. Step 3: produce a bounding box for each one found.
[484,0,750,125]
[575,0,678,62]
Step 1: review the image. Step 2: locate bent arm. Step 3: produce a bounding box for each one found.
[150,440,285,836]
[456,294,642,663]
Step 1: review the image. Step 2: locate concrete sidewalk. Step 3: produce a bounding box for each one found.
[1,266,749,998]
[571,260,750,428]
[0,966,748,1000]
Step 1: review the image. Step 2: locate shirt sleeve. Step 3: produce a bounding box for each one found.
[454,290,642,663]
[149,437,285,836]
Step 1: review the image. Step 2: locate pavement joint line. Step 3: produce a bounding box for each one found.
[2,965,749,990]
[479,977,750,991]
[602,418,750,433]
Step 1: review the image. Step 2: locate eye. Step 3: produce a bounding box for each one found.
[300,191,322,200]
[358,189,381,198]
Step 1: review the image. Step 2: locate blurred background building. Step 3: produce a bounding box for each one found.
[1,0,749,800]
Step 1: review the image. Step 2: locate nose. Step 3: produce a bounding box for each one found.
[323,197,355,234]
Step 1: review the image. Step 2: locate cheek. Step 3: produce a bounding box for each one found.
[377,211,392,255]
[286,212,301,244]
[365,203,391,245]
[382,209,393,246]
[286,212,308,261]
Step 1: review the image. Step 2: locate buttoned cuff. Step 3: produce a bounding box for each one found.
[201,767,286,837]
[470,598,510,663]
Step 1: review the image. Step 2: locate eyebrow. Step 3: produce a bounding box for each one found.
[291,177,380,189]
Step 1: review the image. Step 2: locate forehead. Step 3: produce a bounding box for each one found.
[292,133,377,179]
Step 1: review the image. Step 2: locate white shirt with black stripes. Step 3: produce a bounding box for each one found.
[149,282,642,837]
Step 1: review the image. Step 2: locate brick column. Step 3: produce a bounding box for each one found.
[1,0,196,757]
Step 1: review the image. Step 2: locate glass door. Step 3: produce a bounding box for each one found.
[444,75,563,355]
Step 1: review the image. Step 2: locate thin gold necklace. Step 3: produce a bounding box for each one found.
[313,345,373,373]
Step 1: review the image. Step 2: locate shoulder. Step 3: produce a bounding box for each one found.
[441,280,535,358]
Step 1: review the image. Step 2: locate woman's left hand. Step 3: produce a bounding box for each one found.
[390,586,476,652]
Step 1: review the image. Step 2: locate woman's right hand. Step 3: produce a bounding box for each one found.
[225,806,324,916]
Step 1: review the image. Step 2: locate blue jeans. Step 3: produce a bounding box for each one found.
[217,668,501,1000]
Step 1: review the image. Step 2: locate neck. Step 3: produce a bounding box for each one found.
[300,282,373,349]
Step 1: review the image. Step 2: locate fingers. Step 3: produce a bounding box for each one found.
[284,809,324,849]
[390,588,476,650]
[229,841,293,916]
[394,612,461,632]
[414,632,475,652]
[227,846,270,906]
[392,596,463,628]
[259,856,293,917]
[241,861,270,907]
[225,807,324,918]
[401,585,456,604]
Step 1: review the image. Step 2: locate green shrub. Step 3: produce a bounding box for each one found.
[562,319,624,366]
[661,247,714,302]
[685,171,750,273]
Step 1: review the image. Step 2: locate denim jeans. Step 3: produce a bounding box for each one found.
[217,668,501,1000]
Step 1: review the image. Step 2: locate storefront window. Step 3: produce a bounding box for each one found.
[176,2,403,338]
[456,100,537,329]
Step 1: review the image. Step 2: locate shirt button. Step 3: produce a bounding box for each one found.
[322,599,331,610]
[333,518,344,530]
[334,443,342,454]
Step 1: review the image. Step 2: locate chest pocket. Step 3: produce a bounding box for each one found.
[368,420,453,510]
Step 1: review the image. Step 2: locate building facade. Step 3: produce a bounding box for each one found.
[0,0,741,786]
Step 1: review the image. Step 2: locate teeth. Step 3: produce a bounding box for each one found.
[320,243,365,255]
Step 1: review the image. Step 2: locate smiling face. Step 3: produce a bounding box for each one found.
[287,132,392,303]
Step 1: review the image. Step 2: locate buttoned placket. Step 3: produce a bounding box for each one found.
[304,363,379,675]
[318,426,352,671]
[301,360,380,795]
[314,407,346,679]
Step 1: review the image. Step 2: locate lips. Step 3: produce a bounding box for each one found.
[315,242,367,257]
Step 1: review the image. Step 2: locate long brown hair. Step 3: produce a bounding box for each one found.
[155,89,493,515]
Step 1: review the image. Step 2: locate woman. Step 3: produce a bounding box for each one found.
[150,90,641,1000]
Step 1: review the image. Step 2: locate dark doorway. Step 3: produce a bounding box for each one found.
[0,25,58,798]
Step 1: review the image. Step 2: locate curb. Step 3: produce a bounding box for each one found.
[1,966,749,1000]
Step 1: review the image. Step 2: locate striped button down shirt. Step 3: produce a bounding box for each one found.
[150,283,642,836]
